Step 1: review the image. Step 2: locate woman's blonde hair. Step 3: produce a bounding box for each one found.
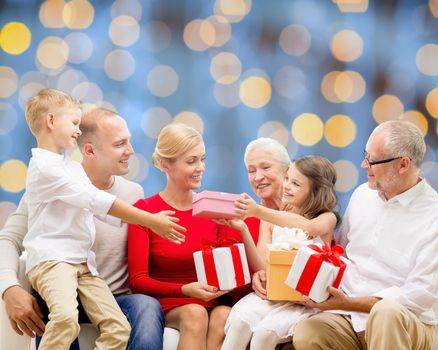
[152,123,203,169]
[25,89,81,136]
[292,155,340,223]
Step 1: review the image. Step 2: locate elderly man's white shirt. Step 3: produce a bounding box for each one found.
[23,148,116,275]
[336,180,438,331]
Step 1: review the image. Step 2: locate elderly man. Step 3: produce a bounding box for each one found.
[291,120,438,349]
[0,108,165,349]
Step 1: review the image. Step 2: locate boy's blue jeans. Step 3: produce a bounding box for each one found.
[36,292,165,350]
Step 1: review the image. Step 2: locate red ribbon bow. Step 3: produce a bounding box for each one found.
[199,238,246,289]
[295,243,347,297]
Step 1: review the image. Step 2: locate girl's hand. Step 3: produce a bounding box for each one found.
[252,270,267,299]
[181,282,228,301]
[235,193,259,218]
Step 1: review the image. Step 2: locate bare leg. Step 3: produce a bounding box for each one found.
[207,305,230,350]
[166,304,209,350]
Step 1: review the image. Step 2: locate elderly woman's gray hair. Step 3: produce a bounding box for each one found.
[244,137,291,168]
[373,120,426,169]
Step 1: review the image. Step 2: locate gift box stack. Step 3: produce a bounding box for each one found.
[266,227,312,301]
[285,243,348,302]
[193,241,251,291]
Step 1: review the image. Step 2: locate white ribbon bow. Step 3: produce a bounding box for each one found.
[272,227,312,250]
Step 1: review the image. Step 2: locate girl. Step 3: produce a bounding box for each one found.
[221,155,339,350]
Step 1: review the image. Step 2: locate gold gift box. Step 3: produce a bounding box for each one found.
[266,244,303,301]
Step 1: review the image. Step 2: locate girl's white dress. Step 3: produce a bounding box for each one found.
[224,226,318,339]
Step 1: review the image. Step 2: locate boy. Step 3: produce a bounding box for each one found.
[23,89,185,349]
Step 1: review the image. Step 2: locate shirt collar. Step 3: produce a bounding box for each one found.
[31,148,64,161]
[381,178,426,206]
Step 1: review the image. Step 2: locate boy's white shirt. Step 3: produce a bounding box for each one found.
[23,148,116,275]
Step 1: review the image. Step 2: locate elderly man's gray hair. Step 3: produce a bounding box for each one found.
[373,120,426,168]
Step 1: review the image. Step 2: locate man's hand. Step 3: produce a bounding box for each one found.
[3,285,45,337]
[302,286,350,310]
[252,270,267,299]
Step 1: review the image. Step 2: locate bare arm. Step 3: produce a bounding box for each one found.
[108,198,186,244]
[238,195,336,242]
[303,286,381,313]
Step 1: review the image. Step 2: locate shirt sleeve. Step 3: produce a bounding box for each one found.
[0,195,28,296]
[27,161,115,216]
[373,235,438,316]
[128,222,184,298]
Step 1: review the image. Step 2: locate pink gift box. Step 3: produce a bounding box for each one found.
[285,243,348,303]
[192,190,243,219]
[193,242,251,290]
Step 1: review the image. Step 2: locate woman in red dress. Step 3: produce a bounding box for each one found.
[128,123,236,350]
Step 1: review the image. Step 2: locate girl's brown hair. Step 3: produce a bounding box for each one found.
[293,155,340,224]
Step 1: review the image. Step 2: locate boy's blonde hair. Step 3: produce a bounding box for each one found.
[25,89,81,136]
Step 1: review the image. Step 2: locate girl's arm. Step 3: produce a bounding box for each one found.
[237,195,336,243]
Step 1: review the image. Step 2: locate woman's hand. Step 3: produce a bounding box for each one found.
[181,282,228,301]
[150,210,186,244]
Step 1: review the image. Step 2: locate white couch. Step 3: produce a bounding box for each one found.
[0,255,180,350]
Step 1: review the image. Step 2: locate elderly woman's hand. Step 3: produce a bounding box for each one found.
[181,282,228,301]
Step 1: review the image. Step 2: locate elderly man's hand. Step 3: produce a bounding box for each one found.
[302,286,350,311]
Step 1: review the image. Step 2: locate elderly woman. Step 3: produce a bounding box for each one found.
[128,123,239,350]
[243,137,291,243]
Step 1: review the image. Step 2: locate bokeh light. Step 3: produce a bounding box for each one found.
[143,20,172,53]
[425,87,438,119]
[174,111,205,134]
[141,107,173,139]
[334,160,359,192]
[39,0,65,28]
[62,0,94,29]
[104,49,135,81]
[183,19,215,51]
[0,103,18,135]
[0,159,27,193]
[273,65,306,100]
[111,0,142,21]
[0,66,18,98]
[205,15,232,47]
[336,0,369,13]
[239,76,271,108]
[109,15,140,47]
[0,201,17,228]
[279,24,311,56]
[147,65,179,97]
[291,113,324,146]
[64,32,93,64]
[213,81,241,108]
[210,52,242,84]
[214,0,252,23]
[416,44,438,76]
[400,110,428,136]
[1,22,31,55]
[36,36,69,70]
[125,153,149,183]
[372,95,404,124]
[325,114,356,147]
[71,82,103,105]
[331,30,363,62]
[257,121,289,146]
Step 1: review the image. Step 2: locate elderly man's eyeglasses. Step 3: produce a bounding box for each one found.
[362,150,402,168]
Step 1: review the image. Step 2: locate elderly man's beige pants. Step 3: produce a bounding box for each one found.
[292,299,438,350]
[28,261,131,350]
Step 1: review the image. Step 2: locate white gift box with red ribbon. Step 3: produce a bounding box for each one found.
[193,242,251,291]
[285,243,348,303]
